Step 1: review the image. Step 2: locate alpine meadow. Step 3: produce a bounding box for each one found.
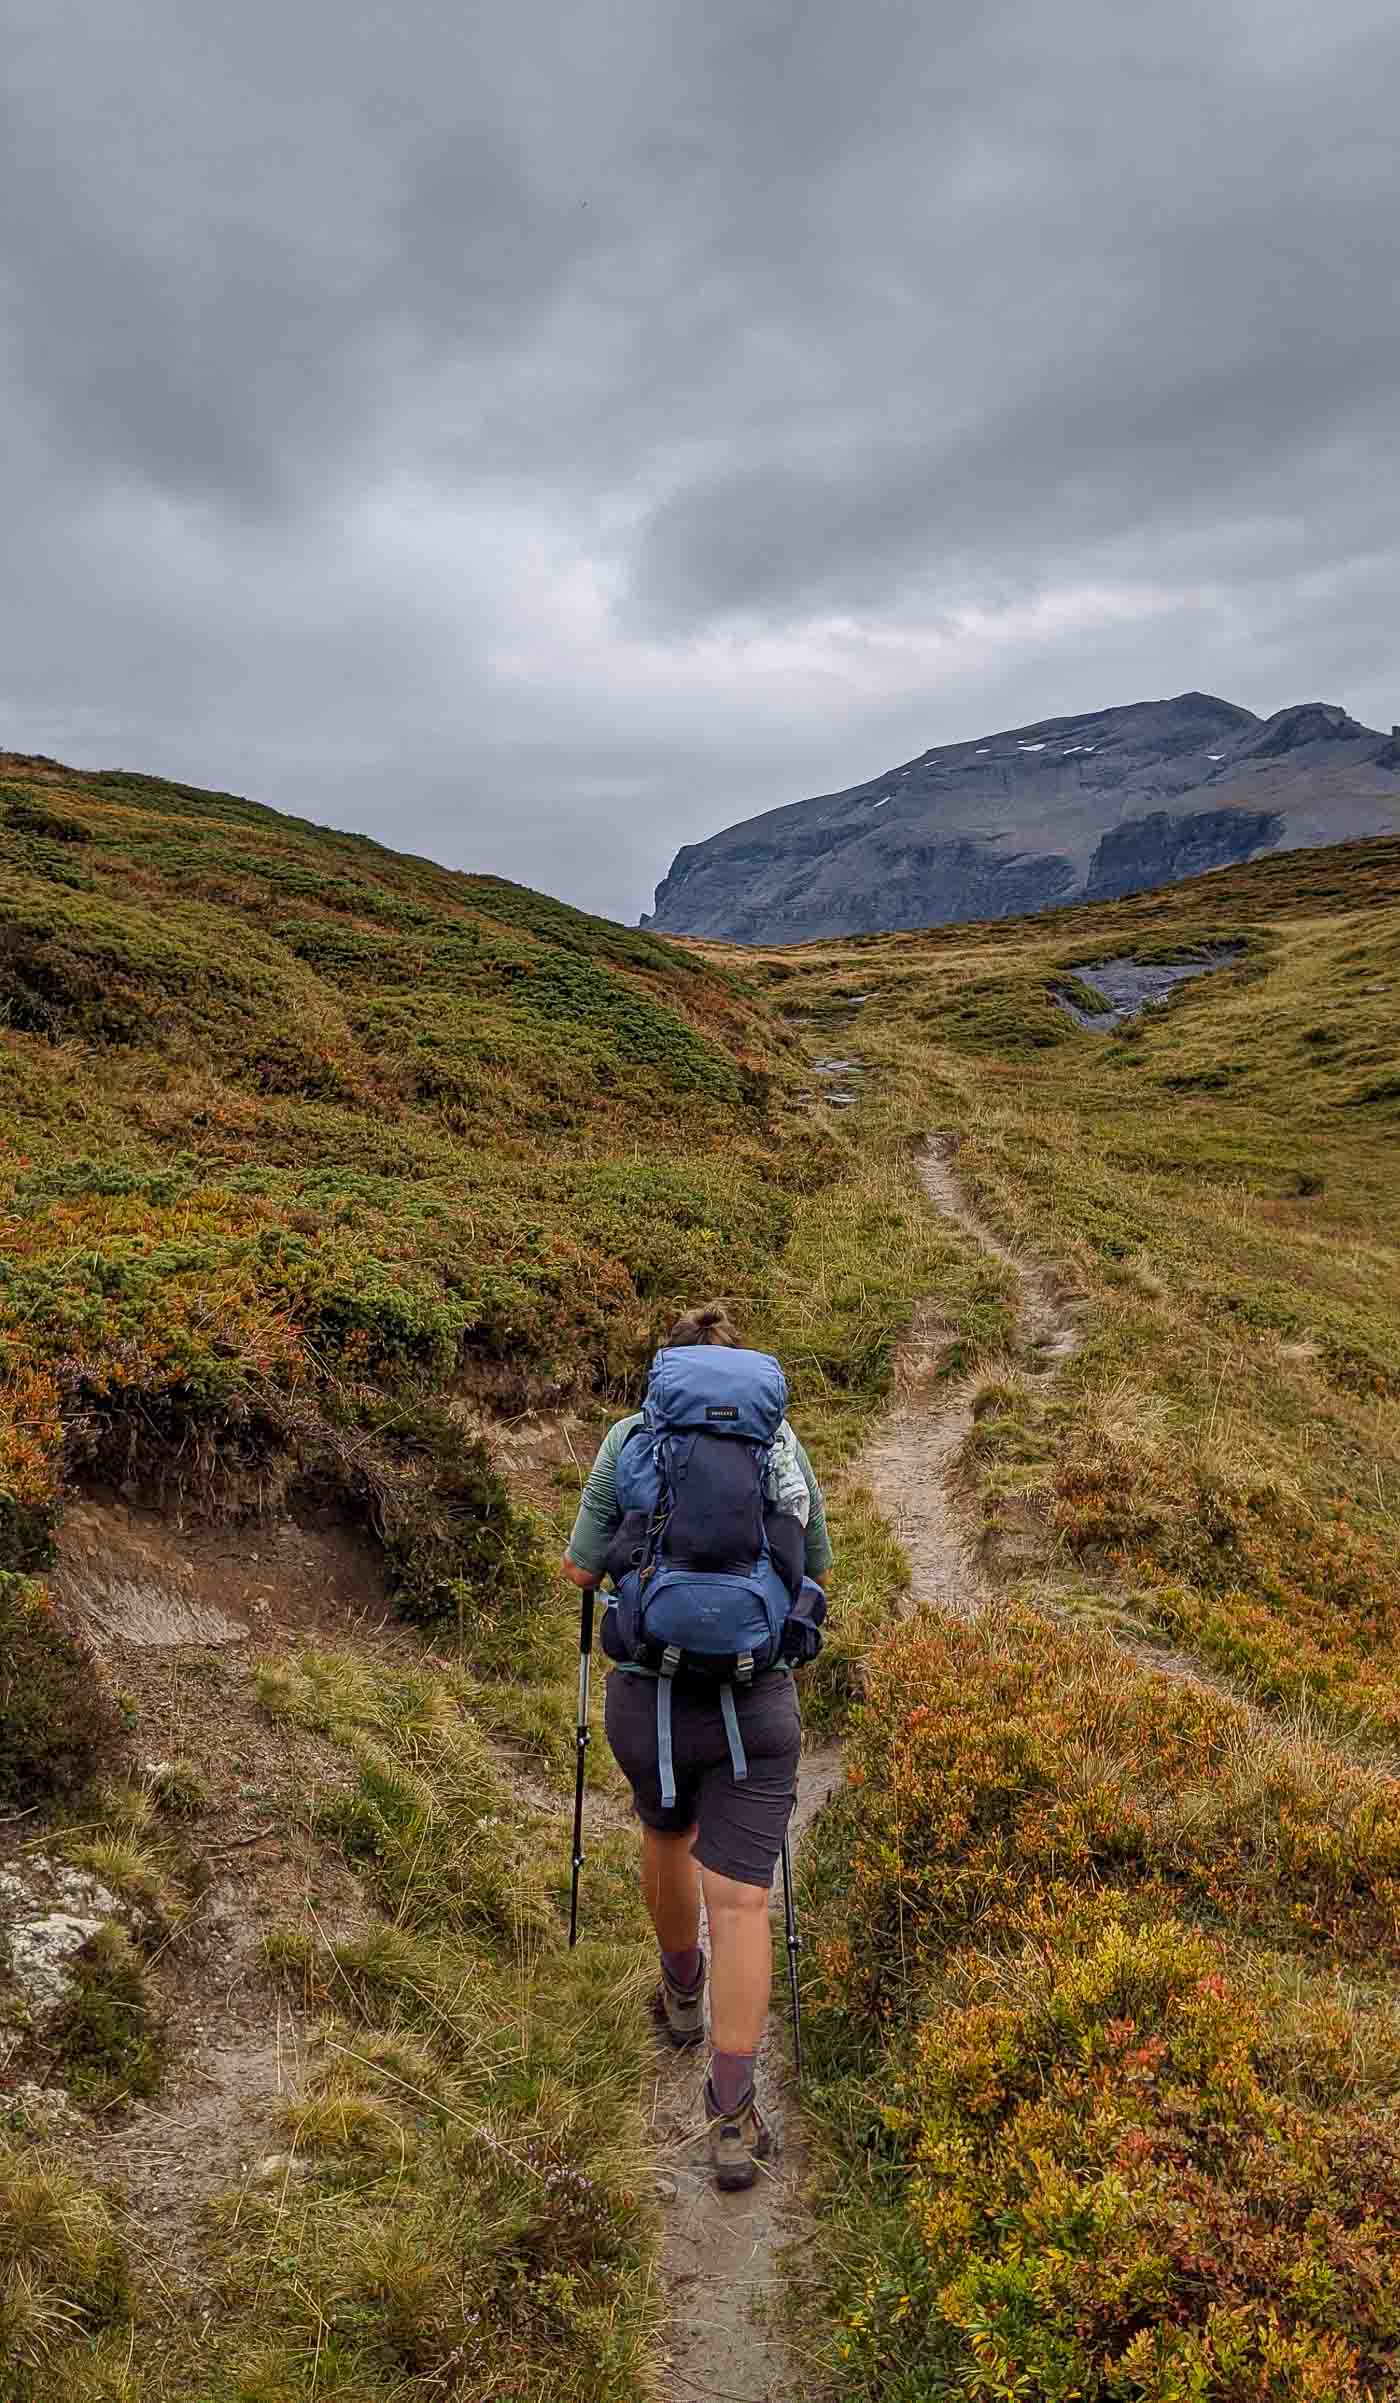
[2,751,1399,2402]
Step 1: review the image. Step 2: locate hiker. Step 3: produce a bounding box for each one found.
[561,1301,832,2191]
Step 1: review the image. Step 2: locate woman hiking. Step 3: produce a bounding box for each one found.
[561,1301,832,2192]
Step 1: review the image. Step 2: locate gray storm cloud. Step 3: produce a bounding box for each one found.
[2,0,1397,920]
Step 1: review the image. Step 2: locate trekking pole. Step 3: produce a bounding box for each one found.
[780,1831,803,2081]
[568,1587,596,1948]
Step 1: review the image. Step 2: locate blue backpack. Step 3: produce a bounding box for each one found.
[600,1345,824,1806]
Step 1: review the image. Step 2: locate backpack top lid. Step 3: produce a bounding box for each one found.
[644,1345,787,1444]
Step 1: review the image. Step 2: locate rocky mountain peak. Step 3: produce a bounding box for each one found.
[645,690,1399,944]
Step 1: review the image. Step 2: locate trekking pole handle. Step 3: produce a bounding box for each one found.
[575,1585,595,1764]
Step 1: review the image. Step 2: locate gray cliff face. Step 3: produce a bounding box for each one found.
[646,694,1400,944]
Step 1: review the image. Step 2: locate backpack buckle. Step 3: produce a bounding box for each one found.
[734,1652,755,1687]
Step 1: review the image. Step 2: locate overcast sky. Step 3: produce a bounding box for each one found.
[3,0,1398,920]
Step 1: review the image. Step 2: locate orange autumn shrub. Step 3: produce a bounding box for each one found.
[816,1610,1400,2036]
[805,1612,1400,2400]
[830,1900,1400,2401]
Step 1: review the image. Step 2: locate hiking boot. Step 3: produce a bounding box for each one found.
[650,1955,706,2049]
[704,2077,772,2192]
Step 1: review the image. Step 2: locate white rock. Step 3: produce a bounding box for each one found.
[6,1913,107,2013]
[252,2153,309,2184]
[0,1856,123,2015]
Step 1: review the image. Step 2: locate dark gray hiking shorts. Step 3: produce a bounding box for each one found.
[603,1668,801,1889]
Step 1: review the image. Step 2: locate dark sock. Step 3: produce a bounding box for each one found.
[709,2049,755,2114]
[662,1945,702,1992]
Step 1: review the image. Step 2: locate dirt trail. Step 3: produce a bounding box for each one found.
[876,1139,1396,1740]
[875,1141,1277,1693]
[859,1134,1081,1619]
[651,1133,1075,2402]
[653,1741,843,2403]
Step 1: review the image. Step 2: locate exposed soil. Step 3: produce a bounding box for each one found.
[32,1637,369,2336]
[18,1465,630,2359]
[55,1490,398,1649]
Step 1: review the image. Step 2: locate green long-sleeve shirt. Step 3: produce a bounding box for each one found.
[565,1413,834,1581]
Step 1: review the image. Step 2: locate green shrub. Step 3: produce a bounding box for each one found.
[47,1926,166,2109]
[0,1577,121,1807]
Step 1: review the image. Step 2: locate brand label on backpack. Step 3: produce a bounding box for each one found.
[705,1405,739,1421]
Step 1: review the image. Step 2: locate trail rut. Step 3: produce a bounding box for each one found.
[858,1133,1082,1620]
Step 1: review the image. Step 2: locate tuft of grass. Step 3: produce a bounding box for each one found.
[262,1651,557,1951]
[281,2085,418,2164]
[800,1482,910,1732]
[63,1838,172,1936]
[0,2140,130,2400]
[142,1758,209,1818]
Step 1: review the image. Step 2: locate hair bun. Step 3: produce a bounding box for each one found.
[667,1300,743,1349]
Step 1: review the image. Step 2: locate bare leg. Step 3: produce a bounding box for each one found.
[641,1824,701,1953]
[702,1865,771,2054]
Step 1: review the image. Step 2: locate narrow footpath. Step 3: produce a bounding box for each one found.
[653,1132,1083,2401]
[653,1742,842,2403]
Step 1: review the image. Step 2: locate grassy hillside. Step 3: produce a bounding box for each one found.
[749,834,1400,1735]
[726,835,1400,2400]
[5,751,1398,2403]
[0,751,794,1590]
[0,752,966,2403]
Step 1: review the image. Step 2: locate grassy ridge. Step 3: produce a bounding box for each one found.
[0,752,806,1613]
[0,747,988,1773]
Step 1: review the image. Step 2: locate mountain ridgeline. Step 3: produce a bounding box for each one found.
[645,691,1400,942]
